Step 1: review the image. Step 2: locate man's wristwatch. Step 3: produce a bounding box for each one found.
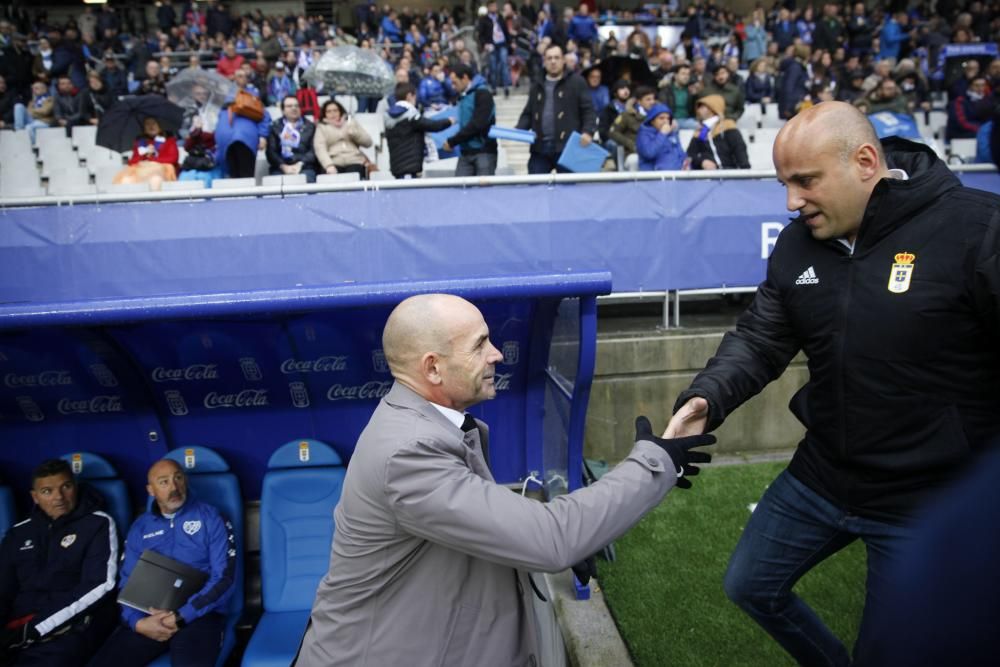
[173,611,186,629]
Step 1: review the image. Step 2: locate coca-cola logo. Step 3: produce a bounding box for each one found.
[280,356,348,374]
[326,381,392,402]
[203,389,269,409]
[151,364,219,383]
[57,395,123,415]
[494,373,513,391]
[4,371,73,388]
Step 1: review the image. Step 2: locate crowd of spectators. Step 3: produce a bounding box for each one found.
[0,0,998,184]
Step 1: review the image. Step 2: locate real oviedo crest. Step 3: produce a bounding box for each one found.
[887,252,916,294]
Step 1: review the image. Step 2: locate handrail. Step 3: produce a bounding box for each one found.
[3,163,993,209]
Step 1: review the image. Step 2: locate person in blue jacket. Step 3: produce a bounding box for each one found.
[89,460,235,667]
[636,103,686,171]
[213,68,271,179]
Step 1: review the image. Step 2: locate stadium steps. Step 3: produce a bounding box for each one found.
[495,88,530,175]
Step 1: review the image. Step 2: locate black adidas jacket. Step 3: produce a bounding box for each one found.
[0,485,118,637]
[676,137,1000,523]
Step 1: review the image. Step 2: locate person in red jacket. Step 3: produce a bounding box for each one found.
[215,41,244,80]
[113,116,179,190]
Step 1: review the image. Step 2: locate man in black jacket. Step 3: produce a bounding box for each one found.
[265,95,318,182]
[516,44,595,174]
[666,102,1000,667]
[384,83,453,179]
[443,64,497,177]
[0,459,118,666]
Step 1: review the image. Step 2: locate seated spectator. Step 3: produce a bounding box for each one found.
[19,80,54,143]
[265,61,296,107]
[417,63,454,110]
[745,58,774,104]
[216,40,244,79]
[0,74,22,130]
[659,64,698,130]
[266,94,317,182]
[686,94,749,170]
[139,60,167,97]
[855,77,910,115]
[584,66,609,121]
[837,68,867,104]
[178,123,222,185]
[384,82,454,179]
[314,99,374,179]
[0,459,118,666]
[598,78,630,147]
[609,85,658,171]
[895,63,930,113]
[88,460,235,667]
[296,81,321,121]
[778,44,810,119]
[214,73,270,179]
[947,75,993,141]
[180,84,220,138]
[53,74,90,129]
[636,102,686,171]
[699,63,745,120]
[113,116,179,190]
[82,70,117,125]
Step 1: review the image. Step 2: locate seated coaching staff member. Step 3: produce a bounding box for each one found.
[89,460,235,667]
[294,294,714,666]
[0,459,118,666]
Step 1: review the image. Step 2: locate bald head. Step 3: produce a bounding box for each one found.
[383,294,503,410]
[775,102,884,167]
[147,458,188,514]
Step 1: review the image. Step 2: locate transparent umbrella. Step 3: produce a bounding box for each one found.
[303,46,394,97]
[166,68,237,110]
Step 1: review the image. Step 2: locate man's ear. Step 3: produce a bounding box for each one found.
[856,142,880,182]
[421,352,443,386]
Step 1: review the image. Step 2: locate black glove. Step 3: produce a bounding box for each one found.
[571,555,598,586]
[634,416,715,489]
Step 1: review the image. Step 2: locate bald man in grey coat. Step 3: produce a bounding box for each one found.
[294,294,714,666]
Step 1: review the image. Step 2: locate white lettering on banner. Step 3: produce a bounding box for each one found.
[57,396,123,415]
[151,364,219,383]
[4,370,73,388]
[761,222,786,259]
[279,356,348,374]
[203,389,269,409]
[494,373,513,391]
[326,381,392,402]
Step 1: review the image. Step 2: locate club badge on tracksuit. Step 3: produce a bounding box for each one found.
[888,252,916,294]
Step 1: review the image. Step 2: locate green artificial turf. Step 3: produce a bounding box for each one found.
[597,462,867,667]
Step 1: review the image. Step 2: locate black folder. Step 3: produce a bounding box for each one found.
[118,549,208,613]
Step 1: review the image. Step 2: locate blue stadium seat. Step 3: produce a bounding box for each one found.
[0,486,15,543]
[241,439,346,667]
[60,452,131,540]
[148,446,245,667]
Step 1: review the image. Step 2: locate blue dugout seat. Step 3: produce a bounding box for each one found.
[148,446,245,667]
[241,439,346,667]
[0,486,15,542]
[60,452,131,540]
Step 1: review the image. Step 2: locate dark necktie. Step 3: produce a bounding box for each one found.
[461,414,477,433]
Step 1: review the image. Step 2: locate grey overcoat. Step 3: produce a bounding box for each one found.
[294,381,678,667]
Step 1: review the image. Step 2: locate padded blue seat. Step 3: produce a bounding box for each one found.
[60,452,131,540]
[0,486,15,542]
[148,446,245,667]
[241,439,346,667]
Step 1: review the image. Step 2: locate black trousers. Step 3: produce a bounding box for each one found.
[225,142,256,179]
[87,613,224,667]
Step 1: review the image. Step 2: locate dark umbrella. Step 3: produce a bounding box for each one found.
[598,55,657,90]
[96,95,185,153]
[303,46,395,96]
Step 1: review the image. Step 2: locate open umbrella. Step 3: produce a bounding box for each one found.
[166,68,237,110]
[96,95,185,153]
[598,55,657,90]
[303,46,394,96]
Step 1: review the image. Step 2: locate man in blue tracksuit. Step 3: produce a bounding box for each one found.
[89,460,235,667]
[0,459,118,666]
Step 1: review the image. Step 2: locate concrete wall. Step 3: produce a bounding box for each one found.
[584,330,806,462]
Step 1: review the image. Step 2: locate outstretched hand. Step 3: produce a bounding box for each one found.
[635,415,714,489]
[663,396,709,438]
